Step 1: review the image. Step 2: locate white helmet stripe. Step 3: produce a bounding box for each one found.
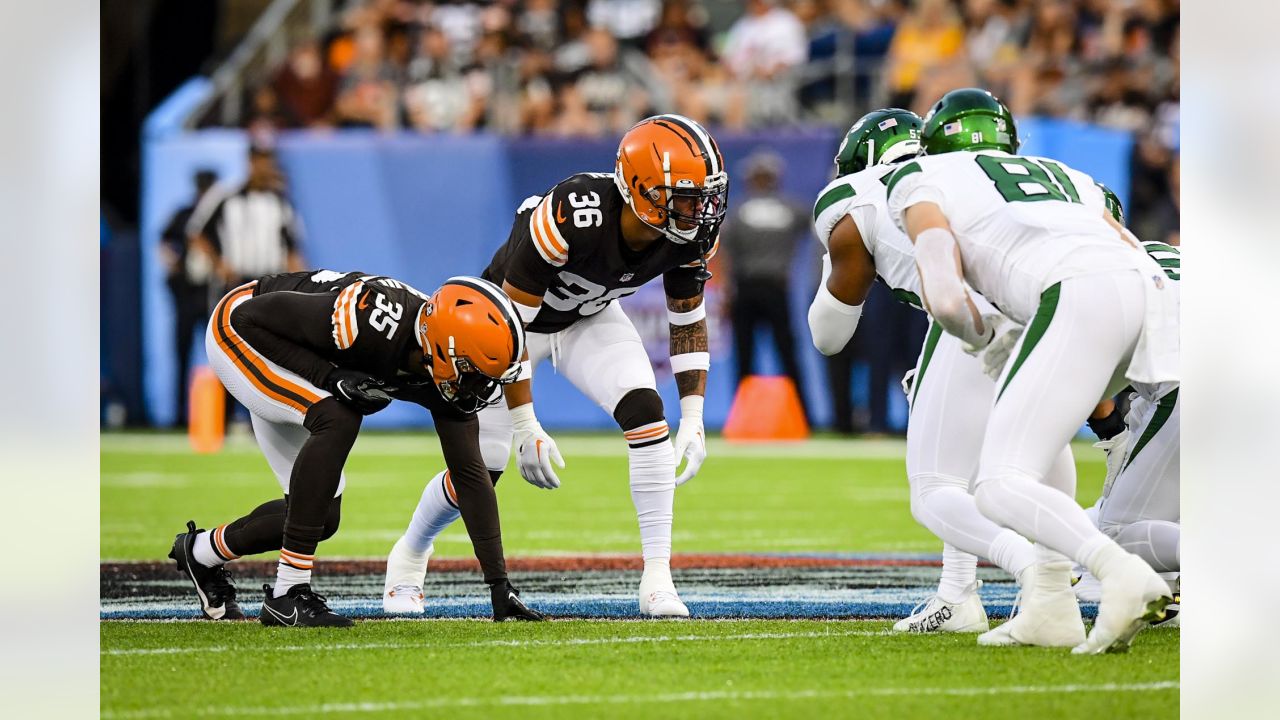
[443,275,526,365]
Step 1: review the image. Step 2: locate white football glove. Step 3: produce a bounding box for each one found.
[963,314,1023,382]
[510,403,565,490]
[673,396,707,486]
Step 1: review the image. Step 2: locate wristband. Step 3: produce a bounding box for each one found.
[679,394,705,421]
[667,303,706,326]
[509,402,538,430]
[670,351,711,374]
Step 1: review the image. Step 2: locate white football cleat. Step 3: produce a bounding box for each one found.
[979,559,1085,648]
[639,569,689,618]
[893,584,989,633]
[1073,553,1172,654]
[1093,428,1130,498]
[382,536,432,615]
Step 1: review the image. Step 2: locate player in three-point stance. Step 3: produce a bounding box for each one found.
[168,270,545,626]
[809,108,1080,634]
[383,114,727,617]
[885,89,1177,653]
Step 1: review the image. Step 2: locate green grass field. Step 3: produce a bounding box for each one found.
[100,432,1178,719]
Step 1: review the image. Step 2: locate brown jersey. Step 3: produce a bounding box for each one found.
[482,173,718,334]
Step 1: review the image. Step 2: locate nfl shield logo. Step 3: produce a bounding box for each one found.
[620,272,634,281]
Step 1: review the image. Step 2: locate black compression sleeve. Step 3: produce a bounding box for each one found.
[230,291,338,388]
[433,410,508,585]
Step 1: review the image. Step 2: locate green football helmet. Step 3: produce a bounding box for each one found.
[834,108,923,177]
[1096,182,1125,224]
[920,88,1019,155]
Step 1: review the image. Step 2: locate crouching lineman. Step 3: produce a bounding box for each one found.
[1075,189,1180,621]
[886,88,1177,653]
[383,114,727,617]
[809,108,1065,634]
[168,270,545,626]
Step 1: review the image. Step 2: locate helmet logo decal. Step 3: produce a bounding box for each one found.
[944,121,963,136]
[877,117,899,130]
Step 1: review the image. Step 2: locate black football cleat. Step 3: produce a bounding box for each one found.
[491,580,548,622]
[168,520,244,620]
[259,584,354,628]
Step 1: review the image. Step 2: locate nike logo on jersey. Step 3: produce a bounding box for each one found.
[555,201,567,224]
[263,603,299,626]
[357,291,371,310]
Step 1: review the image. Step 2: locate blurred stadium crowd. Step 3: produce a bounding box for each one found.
[238,0,1178,241]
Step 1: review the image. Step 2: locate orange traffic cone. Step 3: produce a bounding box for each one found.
[188,366,225,454]
[722,375,810,442]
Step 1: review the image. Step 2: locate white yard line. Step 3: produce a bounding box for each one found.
[100,681,1178,718]
[103,628,893,657]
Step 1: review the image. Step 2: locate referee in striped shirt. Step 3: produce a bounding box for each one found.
[189,143,306,291]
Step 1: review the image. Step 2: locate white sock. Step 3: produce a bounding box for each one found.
[1114,520,1180,573]
[405,470,462,555]
[988,528,1035,583]
[273,549,314,597]
[974,473,1114,569]
[190,527,226,566]
[936,543,977,604]
[626,425,675,563]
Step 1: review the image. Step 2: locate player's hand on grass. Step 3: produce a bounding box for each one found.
[324,368,392,415]
[674,396,707,486]
[510,403,565,489]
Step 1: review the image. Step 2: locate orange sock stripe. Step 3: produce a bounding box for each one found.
[279,548,315,569]
[624,424,669,441]
[443,470,458,505]
[213,525,240,560]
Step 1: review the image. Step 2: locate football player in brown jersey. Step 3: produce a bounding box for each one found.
[167,271,545,626]
[384,115,728,617]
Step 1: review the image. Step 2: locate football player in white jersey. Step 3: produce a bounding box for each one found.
[885,88,1177,654]
[1074,188,1180,623]
[809,109,1078,634]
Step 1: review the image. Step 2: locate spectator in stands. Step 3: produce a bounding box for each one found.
[962,0,1022,96]
[721,0,809,128]
[517,0,562,51]
[557,27,650,136]
[588,0,663,50]
[333,21,398,129]
[273,36,339,127]
[885,0,965,111]
[720,151,810,419]
[403,26,489,132]
[160,169,218,427]
[645,0,714,123]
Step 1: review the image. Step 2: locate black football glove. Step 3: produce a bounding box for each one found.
[323,368,392,415]
[490,580,547,622]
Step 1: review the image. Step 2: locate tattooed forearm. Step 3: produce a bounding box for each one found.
[675,369,706,397]
[668,293,708,397]
[669,319,709,355]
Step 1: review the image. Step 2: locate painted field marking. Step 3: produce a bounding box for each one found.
[103,627,895,657]
[100,681,1178,718]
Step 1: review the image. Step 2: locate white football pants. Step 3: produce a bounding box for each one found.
[974,270,1150,570]
[1097,388,1180,572]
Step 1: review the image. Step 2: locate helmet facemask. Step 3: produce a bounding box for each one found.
[644,170,728,245]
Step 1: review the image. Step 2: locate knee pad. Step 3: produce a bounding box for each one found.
[907,472,969,529]
[320,496,343,541]
[479,430,513,472]
[613,388,665,431]
[304,397,363,443]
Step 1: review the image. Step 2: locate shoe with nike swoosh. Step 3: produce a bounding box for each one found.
[490,580,547,622]
[259,584,354,628]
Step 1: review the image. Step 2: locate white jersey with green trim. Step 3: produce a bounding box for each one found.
[885,150,1158,324]
[812,164,924,309]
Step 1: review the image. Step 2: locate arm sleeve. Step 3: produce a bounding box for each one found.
[432,411,508,585]
[663,233,719,300]
[228,291,338,388]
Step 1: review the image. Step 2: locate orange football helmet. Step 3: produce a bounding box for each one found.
[614,114,729,248]
[415,276,525,413]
